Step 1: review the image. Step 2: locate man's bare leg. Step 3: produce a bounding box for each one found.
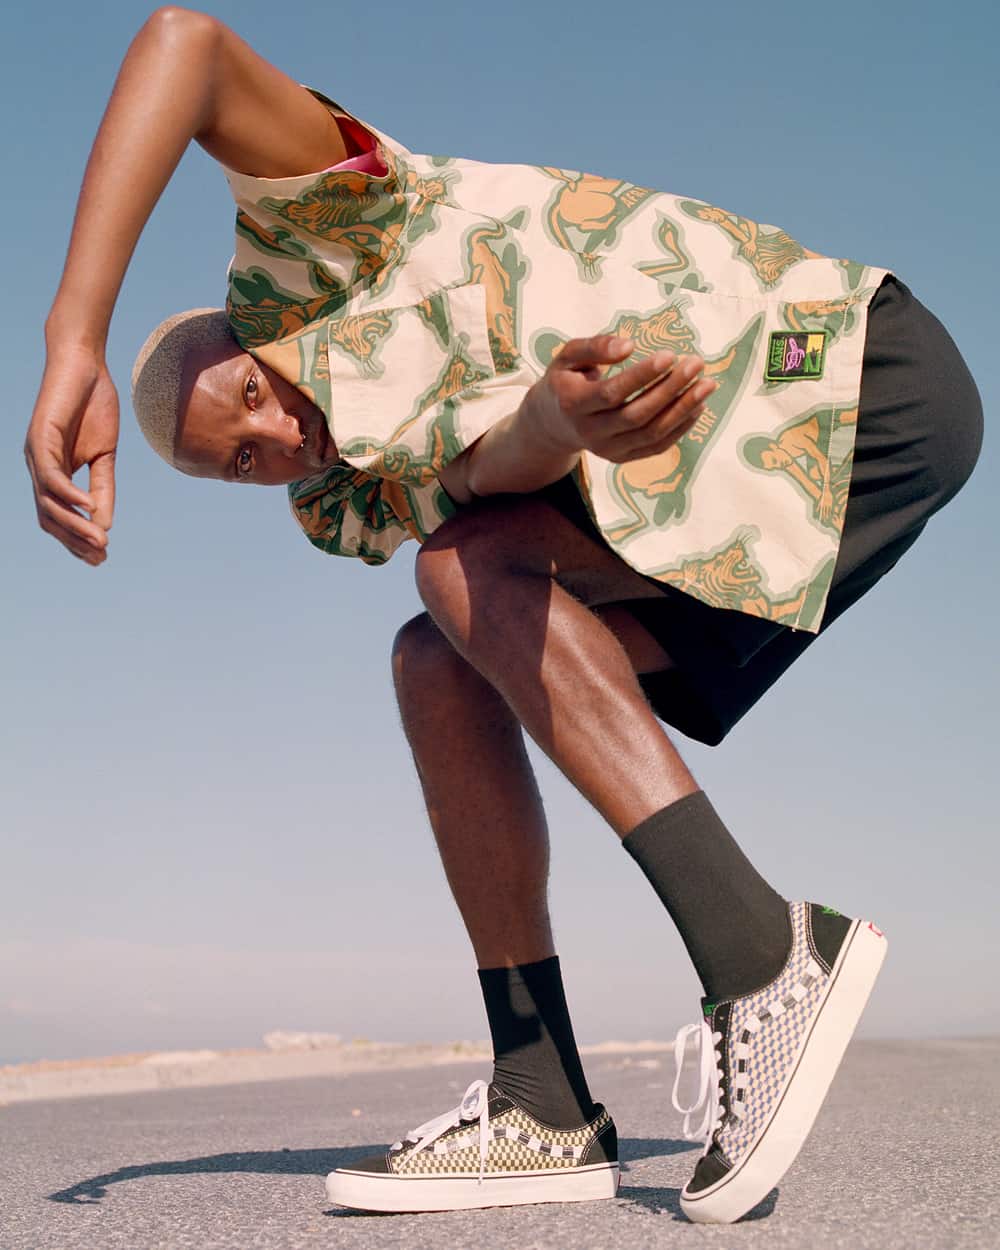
[414,495,791,1003]
[409,499,893,1225]
[391,493,787,1132]
[392,613,555,971]
[392,606,673,968]
[392,607,671,1125]
[414,495,698,835]
[334,497,883,1219]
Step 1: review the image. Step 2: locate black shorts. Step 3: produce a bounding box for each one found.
[542,277,983,745]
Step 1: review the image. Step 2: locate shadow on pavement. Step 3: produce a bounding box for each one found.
[617,1141,779,1222]
[619,1136,696,1162]
[47,1146,383,1205]
[50,1137,779,1223]
[620,1183,779,1222]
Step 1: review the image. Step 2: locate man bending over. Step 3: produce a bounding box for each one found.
[25,7,982,1223]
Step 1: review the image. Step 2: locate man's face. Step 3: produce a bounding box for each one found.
[174,339,340,485]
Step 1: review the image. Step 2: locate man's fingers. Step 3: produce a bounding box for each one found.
[545,338,713,456]
[617,408,706,463]
[583,350,704,419]
[609,376,718,458]
[601,361,711,438]
[65,536,107,566]
[626,369,715,430]
[27,448,97,514]
[554,334,635,373]
[46,520,106,565]
[36,491,109,552]
[88,454,116,532]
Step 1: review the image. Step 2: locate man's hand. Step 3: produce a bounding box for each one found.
[441,333,717,503]
[26,8,351,565]
[25,343,119,566]
[527,334,717,464]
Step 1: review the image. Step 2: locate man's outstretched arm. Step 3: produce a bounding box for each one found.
[25,6,347,564]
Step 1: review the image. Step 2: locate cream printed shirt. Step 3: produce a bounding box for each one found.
[224,92,889,632]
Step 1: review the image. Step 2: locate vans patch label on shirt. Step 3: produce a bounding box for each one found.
[765,331,827,382]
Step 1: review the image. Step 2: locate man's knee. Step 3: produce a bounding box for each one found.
[391,611,464,688]
[415,513,490,628]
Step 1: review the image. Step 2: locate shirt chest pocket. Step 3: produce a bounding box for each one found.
[326,281,538,484]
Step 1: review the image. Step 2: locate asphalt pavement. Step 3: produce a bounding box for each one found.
[2,1039,997,1250]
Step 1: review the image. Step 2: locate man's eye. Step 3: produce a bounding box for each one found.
[245,374,258,406]
[236,448,253,477]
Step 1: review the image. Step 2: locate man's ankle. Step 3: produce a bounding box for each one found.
[479,956,597,1129]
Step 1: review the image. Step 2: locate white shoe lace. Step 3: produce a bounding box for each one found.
[392,1078,492,1183]
[671,1019,724,1152]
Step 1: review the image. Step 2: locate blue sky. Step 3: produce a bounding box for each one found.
[2,0,997,1064]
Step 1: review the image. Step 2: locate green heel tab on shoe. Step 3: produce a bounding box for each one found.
[808,902,852,974]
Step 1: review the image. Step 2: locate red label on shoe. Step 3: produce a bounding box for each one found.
[866,921,885,938]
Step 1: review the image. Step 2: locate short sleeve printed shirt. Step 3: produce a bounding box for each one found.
[224,92,889,633]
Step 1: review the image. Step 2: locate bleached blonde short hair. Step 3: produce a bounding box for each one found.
[131,308,236,466]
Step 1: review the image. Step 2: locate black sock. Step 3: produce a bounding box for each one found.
[478,956,597,1128]
[622,791,791,1001]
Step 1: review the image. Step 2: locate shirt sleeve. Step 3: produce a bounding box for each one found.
[287,463,457,565]
[287,305,540,561]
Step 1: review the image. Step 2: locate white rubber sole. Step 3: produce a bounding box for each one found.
[326,1161,620,1212]
[681,918,888,1225]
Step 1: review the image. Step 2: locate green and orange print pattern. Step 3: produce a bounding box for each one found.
[222,90,888,630]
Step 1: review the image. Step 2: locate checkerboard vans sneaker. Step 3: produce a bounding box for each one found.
[326,1079,619,1212]
[672,901,887,1224]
